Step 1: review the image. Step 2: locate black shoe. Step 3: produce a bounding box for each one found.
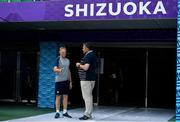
[54,113,60,119]
[79,115,90,120]
[63,112,72,118]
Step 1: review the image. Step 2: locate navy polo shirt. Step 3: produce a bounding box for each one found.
[78,51,96,81]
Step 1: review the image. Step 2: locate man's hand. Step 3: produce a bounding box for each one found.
[69,82,72,90]
[76,62,81,68]
[53,66,62,73]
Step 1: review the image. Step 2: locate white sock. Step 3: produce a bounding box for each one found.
[63,109,67,114]
[56,110,60,113]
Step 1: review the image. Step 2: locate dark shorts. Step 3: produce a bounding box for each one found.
[55,80,70,95]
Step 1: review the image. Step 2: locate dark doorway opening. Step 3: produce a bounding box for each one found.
[148,48,176,108]
[20,52,38,104]
[0,41,39,104]
[0,51,17,100]
[66,45,176,109]
[97,48,146,107]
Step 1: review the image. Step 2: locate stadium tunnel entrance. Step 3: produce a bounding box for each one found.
[67,42,176,109]
[0,29,176,109]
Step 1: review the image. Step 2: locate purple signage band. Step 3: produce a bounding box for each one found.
[0,0,177,22]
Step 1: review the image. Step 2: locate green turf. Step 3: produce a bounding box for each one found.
[0,104,54,121]
[168,116,176,122]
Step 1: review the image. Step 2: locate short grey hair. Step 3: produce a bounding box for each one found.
[59,46,66,50]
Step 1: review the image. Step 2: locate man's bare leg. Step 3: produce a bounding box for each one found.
[56,95,61,112]
[62,95,72,118]
[55,95,61,118]
[63,95,68,112]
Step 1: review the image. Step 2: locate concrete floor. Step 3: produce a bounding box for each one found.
[4,106,175,122]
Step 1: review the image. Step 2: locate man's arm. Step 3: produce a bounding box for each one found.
[69,69,73,89]
[76,63,90,71]
[76,53,92,71]
[79,64,90,71]
[53,57,62,73]
[68,69,72,82]
[53,66,62,73]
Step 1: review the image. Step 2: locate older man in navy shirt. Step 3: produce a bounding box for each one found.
[76,42,97,120]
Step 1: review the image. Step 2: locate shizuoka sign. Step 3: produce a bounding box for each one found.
[65,1,167,17]
[0,0,177,22]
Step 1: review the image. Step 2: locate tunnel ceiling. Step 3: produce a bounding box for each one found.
[0,19,176,31]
